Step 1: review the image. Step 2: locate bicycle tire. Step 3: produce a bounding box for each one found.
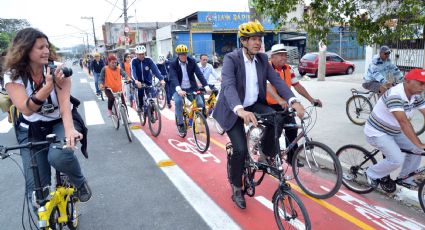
[411,109,425,136]
[273,188,311,230]
[148,101,162,137]
[120,105,133,142]
[48,206,62,230]
[66,197,79,230]
[346,95,373,126]
[292,141,342,199]
[192,111,210,153]
[336,144,376,194]
[156,87,167,110]
[111,100,120,130]
[418,180,425,213]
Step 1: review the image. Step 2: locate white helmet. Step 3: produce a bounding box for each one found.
[158,55,166,63]
[135,45,146,54]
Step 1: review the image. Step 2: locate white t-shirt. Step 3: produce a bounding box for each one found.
[364,83,425,137]
[3,72,64,122]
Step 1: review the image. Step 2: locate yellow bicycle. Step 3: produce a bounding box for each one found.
[176,90,210,153]
[1,134,79,229]
[204,87,225,135]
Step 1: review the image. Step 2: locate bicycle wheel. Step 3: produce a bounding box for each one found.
[410,109,425,135]
[292,141,342,199]
[48,206,62,230]
[336,145,376,194]
[214,118,225,135]
[66,197,79,230]
[192,111,210,153]
[156,87,167,110]
[148,101,162,137]
[418,180,425,213]
[120,105,133,142]
[346,95,373,126]
[273,188,311,230]
[111,100,120,130]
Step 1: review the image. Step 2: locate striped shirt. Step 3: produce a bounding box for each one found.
[364,83,425,136]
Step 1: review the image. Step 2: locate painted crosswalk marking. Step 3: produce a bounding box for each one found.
[83,101,105,126]
[0,117,13,133]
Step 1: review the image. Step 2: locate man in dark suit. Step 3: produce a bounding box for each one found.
[169,44,211,135]
[213,20,305,209]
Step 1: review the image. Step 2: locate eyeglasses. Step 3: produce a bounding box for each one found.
[384,52,391,55]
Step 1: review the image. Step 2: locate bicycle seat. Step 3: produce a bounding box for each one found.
[351,88,371,95]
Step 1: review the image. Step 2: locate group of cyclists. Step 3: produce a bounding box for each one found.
[1,19,424,224]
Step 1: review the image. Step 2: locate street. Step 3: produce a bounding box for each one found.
[1,63,424,230]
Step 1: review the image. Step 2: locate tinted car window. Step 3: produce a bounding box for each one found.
[331,56,343,62]
[326,56,331,61]
[302,53,317,61]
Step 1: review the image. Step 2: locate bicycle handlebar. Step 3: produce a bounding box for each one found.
[0,134,66,159]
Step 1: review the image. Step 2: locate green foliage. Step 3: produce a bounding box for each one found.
[0,19,30,52]
[253,0,425,46]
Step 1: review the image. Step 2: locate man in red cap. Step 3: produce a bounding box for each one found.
[364,68,425,189]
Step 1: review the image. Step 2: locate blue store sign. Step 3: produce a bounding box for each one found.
[197,11,275,30]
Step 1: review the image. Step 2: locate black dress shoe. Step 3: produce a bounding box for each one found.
[231,187,246,209]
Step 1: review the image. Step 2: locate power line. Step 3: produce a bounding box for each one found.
[105,0,120,22]
[104,0,122,10]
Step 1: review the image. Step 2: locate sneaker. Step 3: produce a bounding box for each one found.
[366,173,379,189]
[76,181,92,202]
[107,110,112,117]
[396,178,418,189]
[177,124,186,135]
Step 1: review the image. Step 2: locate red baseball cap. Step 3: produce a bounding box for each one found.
[405,69,425,82]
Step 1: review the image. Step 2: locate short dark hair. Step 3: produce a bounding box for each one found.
[199,54,208,59]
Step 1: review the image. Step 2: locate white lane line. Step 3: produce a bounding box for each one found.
[80,79,88,83]
[0,117,13,133]
[255,196,306,230]
[132,129,240,230]
[83,101,105,126]
[89,82,96,93]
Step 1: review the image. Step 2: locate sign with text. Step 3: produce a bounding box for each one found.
[191,23,213,32]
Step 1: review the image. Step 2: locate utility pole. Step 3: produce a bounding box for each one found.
[123,0,129,53]
[81,16,98,52]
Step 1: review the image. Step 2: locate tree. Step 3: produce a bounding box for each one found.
[0,19,30,52]
[253,0,425,45]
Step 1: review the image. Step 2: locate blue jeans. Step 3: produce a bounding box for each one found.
[17,123,86,202]
[365,133,422,182]
[93,72,101,94]
[173,90,204,125]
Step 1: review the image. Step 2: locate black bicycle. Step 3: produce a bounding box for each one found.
[336,145,425,213]
[1,134,80,229]
[227,110,311,229]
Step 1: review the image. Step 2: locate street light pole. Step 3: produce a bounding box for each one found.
[81,16,98,51]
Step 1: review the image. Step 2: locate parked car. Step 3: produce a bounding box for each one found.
[298,52,355,77]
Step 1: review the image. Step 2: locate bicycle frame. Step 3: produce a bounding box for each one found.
[182,92,203,128]
[350,88,379,106]
[205,89,218,116]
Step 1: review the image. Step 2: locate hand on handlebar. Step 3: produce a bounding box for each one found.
[291,102,305,119]
[135,80,143,89]
[65,129,83,150]
[178,90,187,97]
[312,99,323,107]
[237,108,257,126]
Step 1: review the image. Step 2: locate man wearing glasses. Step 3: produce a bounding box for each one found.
[363,45,403,94]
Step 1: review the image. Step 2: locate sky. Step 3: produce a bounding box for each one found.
[0,0,250,48]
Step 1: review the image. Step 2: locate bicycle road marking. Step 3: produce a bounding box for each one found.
[132,129,240,230]
[0,117,12,133]
[168,138,221,163]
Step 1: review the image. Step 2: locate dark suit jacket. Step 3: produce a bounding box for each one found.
[168,56,208,94]
[213,48,295,131]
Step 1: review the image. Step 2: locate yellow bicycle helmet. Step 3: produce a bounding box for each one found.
[238,20,265,38]
[175,44,188,53]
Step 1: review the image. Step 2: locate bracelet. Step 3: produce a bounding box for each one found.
[30,94,44,105]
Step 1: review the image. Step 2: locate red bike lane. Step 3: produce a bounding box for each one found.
[135,110,425,230]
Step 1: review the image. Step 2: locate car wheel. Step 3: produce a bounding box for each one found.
[346,66,354,75]
[299,71,306,76]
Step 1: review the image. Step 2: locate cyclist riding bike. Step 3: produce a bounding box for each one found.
[3,27,91,205]
[213,20,305,209]
[363,45,403,95]
[169,44,211,136]
[156,54,172,108]
[266,43,322,166]
[130,45,165,112]
[364,68,425,189]
[99,55,130,116]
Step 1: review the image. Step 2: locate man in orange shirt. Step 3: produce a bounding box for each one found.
[266,44,322,166]
[99,55,130,116]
